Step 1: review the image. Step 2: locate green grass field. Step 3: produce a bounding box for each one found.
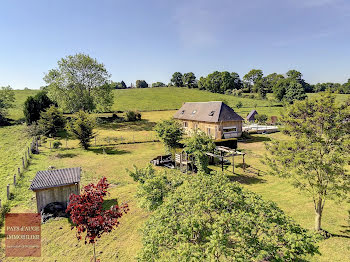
[8,88,350,122]
[1,88,349,261]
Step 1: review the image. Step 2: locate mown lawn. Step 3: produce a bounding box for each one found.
[1,89,350,261]
[210,132,350,262]
[8,89,39,120]
[1,140,165,261]
[0,125,32,201]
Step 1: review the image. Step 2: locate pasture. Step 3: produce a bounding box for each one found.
[9,88,350,122]
[1,88,349,261]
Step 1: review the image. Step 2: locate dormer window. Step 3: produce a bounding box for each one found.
[181,110,185,114]
[192,110,197,114]
[209,111,215,116]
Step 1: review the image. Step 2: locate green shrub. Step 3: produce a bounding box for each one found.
[255,114,268,124]
[125,111,141,121]
[67,111,96,150]
[0,202,11,228]
[236,101,243,109]
[53,141,62,149]
[38,105,65,137]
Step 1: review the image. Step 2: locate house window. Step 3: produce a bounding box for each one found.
[208,111,215,116]
[207,128,211,136]
[183,121,188,128]
[181,110,185,114]
[223,126,237,132]
[194,123,198,130]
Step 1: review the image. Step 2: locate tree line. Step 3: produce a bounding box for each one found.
[169,70,350,103]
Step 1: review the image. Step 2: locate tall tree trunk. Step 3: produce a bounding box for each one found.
[314,198,323,231]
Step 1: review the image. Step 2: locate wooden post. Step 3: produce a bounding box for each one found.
[7,184,10,200]
[232,154,235,174]
[13,174,16,186]
[18,167,21,177]
[180,154,182,172]
[28,147,30,158]
[36,141,39,153]
[22,157,25,169]
[221,151,224,172]
[243,154,245,172]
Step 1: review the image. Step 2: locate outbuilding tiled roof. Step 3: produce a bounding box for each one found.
[30,167,81,191]
[173,101,244,122]
[247,110,258,121]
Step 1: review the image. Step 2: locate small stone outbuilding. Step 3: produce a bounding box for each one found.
[29,167,81,212]
[247,110,258,122]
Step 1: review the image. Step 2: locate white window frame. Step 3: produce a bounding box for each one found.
[223,126,237,132]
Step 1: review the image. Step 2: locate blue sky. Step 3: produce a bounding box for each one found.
[0,0,349,89]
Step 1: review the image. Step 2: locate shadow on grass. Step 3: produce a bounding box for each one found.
[103,199,119,210]
[227,173,266,185]
[87,147,130,155]
[339,225,350,236]
[240,135,271,144]
[55,153,78,158]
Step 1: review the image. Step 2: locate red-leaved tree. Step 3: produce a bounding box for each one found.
[66,177,128,262]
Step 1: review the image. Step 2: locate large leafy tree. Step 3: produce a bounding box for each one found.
[184,131,215,173]
[243,69,263,92]
[284,81,307,103]
[139,172,319,261]
[342,79,350,94]
[120,80,127,89]
[23,91,56,124]
[265,93,350,231]
[44,53,113,112]
[67,110,96,149]
[171,72,183,87]
[0,86,15,125]
[67,177,128,262]
[136,80,148,88]
[230,72,243,90]
[154,119,183,153]
[183,72,197,88]
[264,73,284,93]
[273,78,306,103]
[198,71,243,93]
[152,82,165,87]
[286,69,312,93]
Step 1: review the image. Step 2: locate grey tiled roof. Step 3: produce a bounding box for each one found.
[173,101,244,122]
[247,110,258,121]
[30,167,81,191]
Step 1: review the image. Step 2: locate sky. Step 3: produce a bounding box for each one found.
[0,0,349,89]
